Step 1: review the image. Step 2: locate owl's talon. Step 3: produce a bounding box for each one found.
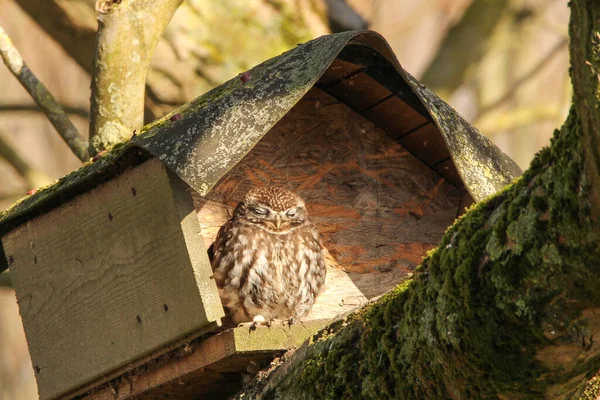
[247,315,270,331]
[235,322,259,332]
[287,317,295,327]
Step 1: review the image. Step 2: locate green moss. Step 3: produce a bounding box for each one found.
[267,106,600,399]
[577,371,600,400]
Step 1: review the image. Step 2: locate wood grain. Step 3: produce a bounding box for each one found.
[194,87,462,304]
[3,158,224,400]
[328,71,393,112]
[362,94,428,137]
[317,58,364,87]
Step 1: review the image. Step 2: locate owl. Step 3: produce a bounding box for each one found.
[210,186,326,329]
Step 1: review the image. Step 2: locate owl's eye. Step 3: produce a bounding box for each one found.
[286,209,297,217]
[251,206,268,215]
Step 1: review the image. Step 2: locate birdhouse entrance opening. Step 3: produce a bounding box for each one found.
[194,85,469,319]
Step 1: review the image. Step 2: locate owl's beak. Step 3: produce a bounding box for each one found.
[275,215,282,229]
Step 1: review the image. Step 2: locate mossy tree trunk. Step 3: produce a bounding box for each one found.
[236,2,600,399]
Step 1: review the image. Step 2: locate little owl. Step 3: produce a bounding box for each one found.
[210,186,326,328]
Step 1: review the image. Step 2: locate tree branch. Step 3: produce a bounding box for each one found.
[420,0,510,100]
[88,0,183,155]
[0,26,89,162]
[0,103,89,118]
[474,37,568,121]
[324,0,368,32]
[569,0,600,221]
[0,129,52,189]
[16,0,331,123]
[475,105,558,134]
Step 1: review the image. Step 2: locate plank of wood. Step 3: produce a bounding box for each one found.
[3,158,224,400]
[398,122,451,165]
[328,71,393,112]
[317,58,364,87]
[362,94,429,137]
[82,320,331,400]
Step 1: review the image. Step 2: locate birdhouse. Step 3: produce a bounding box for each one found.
[0,31,521,400]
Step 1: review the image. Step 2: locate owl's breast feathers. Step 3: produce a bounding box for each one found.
[210,219,326,323]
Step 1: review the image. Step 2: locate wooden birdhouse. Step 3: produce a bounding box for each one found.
[0,31,521,400]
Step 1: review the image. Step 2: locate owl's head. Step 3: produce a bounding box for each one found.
[236,187,308,232]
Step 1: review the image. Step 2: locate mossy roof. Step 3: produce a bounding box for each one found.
[0,30,521,272]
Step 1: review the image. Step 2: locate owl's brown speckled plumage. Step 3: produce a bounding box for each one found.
[210,187,326,326]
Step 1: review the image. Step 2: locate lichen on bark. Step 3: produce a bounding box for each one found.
[241,106,600,399]
[89,0,182,155]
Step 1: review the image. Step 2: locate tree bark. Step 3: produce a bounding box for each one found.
[89,0,182,154]
[236,1,600,399]
[569,0,600,221]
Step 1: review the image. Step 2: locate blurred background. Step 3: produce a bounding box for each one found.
[0,0,569,398]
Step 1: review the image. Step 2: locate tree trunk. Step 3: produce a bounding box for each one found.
[236,1,600,398]
[89,0,182,154]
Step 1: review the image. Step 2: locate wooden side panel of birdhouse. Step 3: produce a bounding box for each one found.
[193,87,464,308]
[81,319,332,399]
[2,158,224,400]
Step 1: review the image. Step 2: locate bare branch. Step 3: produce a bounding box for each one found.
[324,0,368,32]
[89,0,183,155]
[0,103,89,118]
[0,26,89,162]
[475,105,557,134]
[16,0,330,125]
[570,0,600,220]
[474,37,568,121]
[0,129,52,189]
[420,0,510,100]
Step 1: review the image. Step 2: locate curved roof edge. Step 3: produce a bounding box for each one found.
[132,30,521,202]
[0,30,522,248]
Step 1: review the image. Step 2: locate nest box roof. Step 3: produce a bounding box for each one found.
[0,30,521,261]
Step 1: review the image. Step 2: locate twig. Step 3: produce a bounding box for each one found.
[420,0,511,100]
[0,26,89,162]
[0,129,52,189]
[0,270,12,288]
[0,103,89,118]
[474,38,568,121]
